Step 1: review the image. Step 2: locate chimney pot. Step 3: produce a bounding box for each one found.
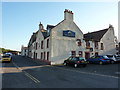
[64,9,73,21]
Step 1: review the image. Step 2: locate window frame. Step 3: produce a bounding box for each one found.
[101,43,104,50]
[86,40,90,48]
[41,40,43,49]
[47,39,49,48]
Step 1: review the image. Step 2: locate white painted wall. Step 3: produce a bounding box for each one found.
[36,29,51,60]
[50,15,84,64]
[21,47,28,56]
[27,10,118,65]
[99,27,117,55]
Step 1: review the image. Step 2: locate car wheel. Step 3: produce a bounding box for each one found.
[111,60,115,64]
[74,64,78,68]
[63,62,67,66]
[99,61,103,65]
[87,61,89,64]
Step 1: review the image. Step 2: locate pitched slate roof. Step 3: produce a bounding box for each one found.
[47,25,55,29]
[41,31,48,39]
[22,47,28,50]
[84,28,109,41]
[32,33,37,42]
[28,31,38,47]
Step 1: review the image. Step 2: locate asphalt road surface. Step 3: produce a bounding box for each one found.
[1,55,120,88]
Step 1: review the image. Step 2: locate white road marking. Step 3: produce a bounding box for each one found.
[52,66,119,79]
[12,59,119,82]
[12,61,40,83]
[23,71,40,83]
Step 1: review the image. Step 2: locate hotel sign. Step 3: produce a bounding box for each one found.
[63,30,75,37]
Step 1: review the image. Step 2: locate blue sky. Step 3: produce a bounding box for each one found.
[2,2,118,51]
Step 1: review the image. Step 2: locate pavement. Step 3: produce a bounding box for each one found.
[21,56,50,65]
[1,55,120,88]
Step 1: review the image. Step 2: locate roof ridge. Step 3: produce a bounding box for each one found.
[85,28,109,34]
[84,28,109,41]
[55,20,65,28]
[47,24,55,26]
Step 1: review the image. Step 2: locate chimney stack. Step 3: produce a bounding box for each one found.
[39,22,44,30]
[64,9,73,21]
[109,24,113,28]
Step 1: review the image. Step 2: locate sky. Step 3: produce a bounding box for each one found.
[1,1,118,51]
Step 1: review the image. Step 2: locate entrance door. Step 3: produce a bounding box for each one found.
[33,52,35,59]
[44,52,46,60]
[35,53,37,59]
[85,52,90,59]
[47,52,49,61]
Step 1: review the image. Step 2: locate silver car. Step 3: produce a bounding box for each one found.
[106,54,120,64]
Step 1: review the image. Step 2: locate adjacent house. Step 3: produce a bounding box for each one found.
[84,24,118,59]
[21,45,28,56]
[27,9,118,64]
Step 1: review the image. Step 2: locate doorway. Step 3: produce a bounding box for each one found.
[85,52,90,59]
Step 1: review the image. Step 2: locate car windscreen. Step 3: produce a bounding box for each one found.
[2,56,10,58]
[116,56,120,58]
[106,55,113,58]
[79,57,85,61]
[103,56,109,59]
[68,57,72,60]
[72,57,85,61]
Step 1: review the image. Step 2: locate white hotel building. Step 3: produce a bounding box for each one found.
[27,9,118,64]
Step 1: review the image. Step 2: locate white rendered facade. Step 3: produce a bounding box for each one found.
[27,9,118,64]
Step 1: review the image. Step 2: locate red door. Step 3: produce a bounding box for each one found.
[85,52,90,59]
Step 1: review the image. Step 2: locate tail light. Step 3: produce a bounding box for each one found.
[77,61,80,63]
[102,59,105,60]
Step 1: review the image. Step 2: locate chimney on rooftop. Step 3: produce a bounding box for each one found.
[39,22,44,30]
[64,9,73,21]
[109,24,113,28]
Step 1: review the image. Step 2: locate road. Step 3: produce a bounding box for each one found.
[1,55,120,88]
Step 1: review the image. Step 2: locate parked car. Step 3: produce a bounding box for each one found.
[1,55,12,62]
[115,55,120,61]
[4,53,12,56]
[63,57,87,68]
[106,54,120,64]
[87,55,110,65]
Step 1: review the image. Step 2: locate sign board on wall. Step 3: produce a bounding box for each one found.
[63,30,75,37]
